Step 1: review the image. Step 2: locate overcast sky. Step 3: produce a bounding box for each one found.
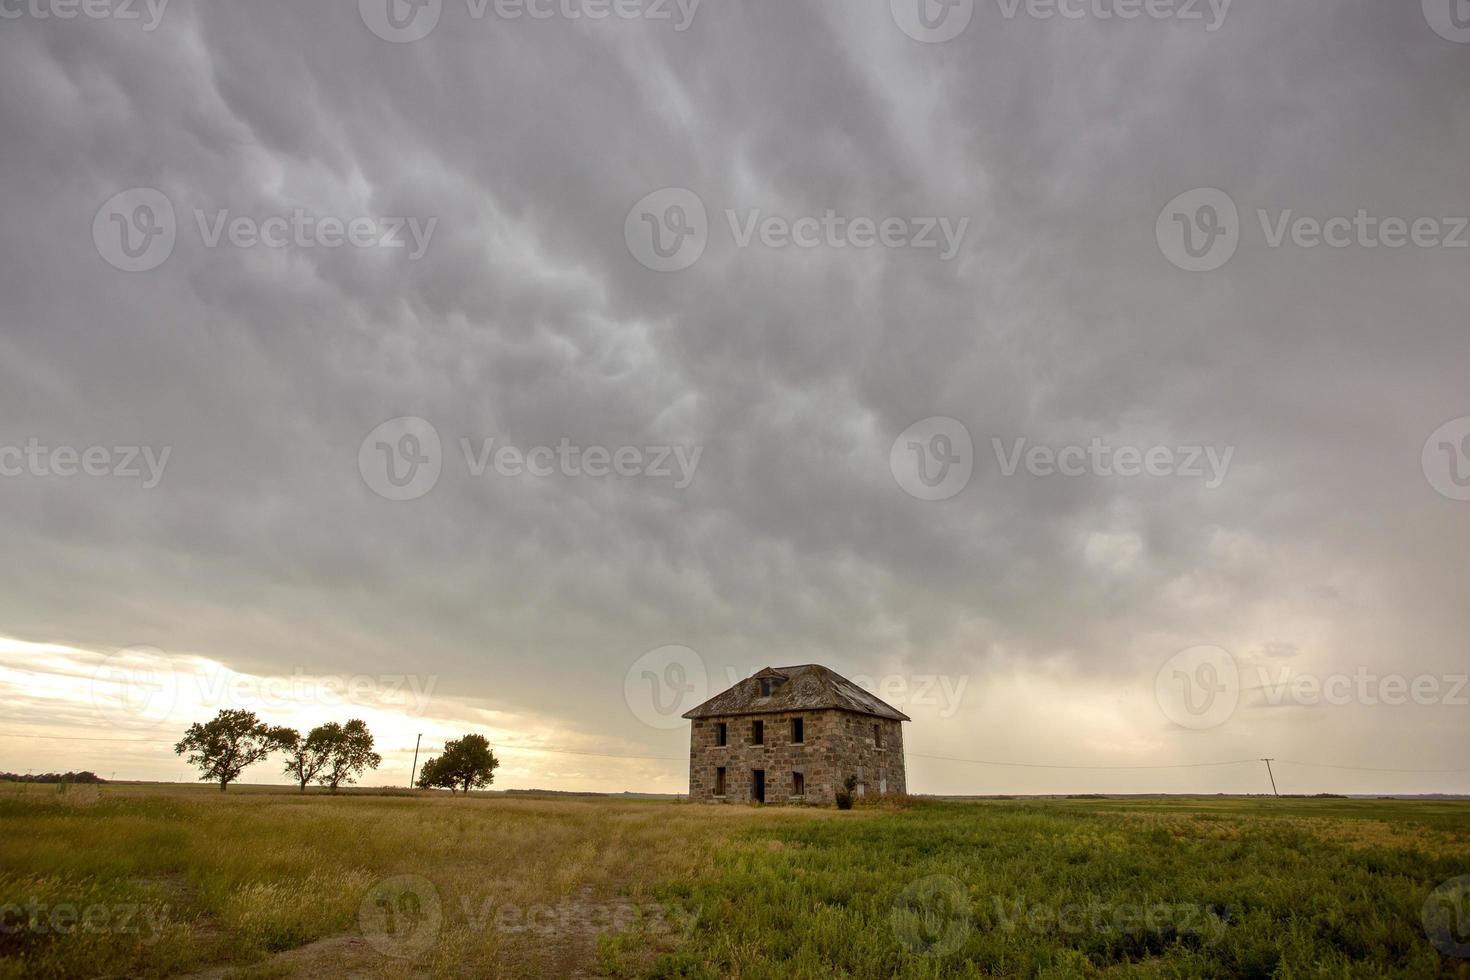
[1,0,1467,795]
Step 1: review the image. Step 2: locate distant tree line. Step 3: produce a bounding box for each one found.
[0,771,107,784]
[172,709,499,796]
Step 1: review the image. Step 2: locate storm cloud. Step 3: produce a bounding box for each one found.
[1,0,1467,794]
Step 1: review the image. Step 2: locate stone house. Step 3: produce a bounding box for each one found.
[683,665,909,805]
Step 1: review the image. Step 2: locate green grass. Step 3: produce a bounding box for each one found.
[1,785,1468,978]
[653,799,1470,978]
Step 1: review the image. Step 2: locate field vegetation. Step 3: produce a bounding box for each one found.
[1,784,1467,978]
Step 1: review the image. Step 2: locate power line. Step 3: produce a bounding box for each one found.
[0,732,685,763]
[409,733,422,789]
[484,743,684,763]
[1274,758,1470,775]
[3,733,1468,775]
[908,753,1260,771]
[907,753,1470,774]
[1261,758,1279,796]
[0,733,176,744]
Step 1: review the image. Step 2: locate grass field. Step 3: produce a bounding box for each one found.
[2,784,1469,978]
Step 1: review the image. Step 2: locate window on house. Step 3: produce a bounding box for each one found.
[759,678,772,696]
[716,722,727,747]
[714,767,726,796]
[791,717,804,744]
[751,720,764,745]
[874,723,884,749]
[792,771,805,797]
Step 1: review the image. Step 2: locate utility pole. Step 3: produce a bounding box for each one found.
[410,734,422,789]
[1261,758,1279,797]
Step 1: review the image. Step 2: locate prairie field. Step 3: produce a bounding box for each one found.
[2,784,1469,979]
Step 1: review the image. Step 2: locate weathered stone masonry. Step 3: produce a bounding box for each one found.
[684,665,909,805]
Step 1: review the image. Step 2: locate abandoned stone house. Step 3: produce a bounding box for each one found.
[683,665,908,805]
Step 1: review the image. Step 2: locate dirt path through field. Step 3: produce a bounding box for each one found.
[168,884,689,979]
[172,935,382,980]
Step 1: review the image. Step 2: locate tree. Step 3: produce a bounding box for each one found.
[174,710,292,792]
[313,719,382,793]
[415,734,498,794]
[279,727,333,793]
[415,754,455,793]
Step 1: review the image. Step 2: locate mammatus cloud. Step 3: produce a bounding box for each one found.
[0,0,1466,793]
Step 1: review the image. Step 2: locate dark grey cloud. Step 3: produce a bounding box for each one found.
[1,0,1467,792]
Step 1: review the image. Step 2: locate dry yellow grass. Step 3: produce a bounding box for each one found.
[0,783,857,979]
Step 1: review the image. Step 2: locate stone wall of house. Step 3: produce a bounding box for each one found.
[688,710,905,805]
[825,710,907,799]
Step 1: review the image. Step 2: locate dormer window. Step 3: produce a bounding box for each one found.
[759,678,773,697]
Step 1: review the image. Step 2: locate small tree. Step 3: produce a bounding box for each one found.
[416,734,498,794]
[280,727,333,793]
[835,775,858,810]
[314,719,383,794]
[174,709,292,792]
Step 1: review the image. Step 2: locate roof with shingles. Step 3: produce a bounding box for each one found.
[681,664,911,722]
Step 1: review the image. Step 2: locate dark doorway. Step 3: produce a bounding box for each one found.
[752,769,765,803]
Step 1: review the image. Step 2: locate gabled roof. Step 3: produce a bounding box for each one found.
[682,664,911,722]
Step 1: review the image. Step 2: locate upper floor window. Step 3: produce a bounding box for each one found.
[759,678,773,697]
[716,722,727,747]
[873,723,884,749]
[791,717,804,744]
[751,720,764,745]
